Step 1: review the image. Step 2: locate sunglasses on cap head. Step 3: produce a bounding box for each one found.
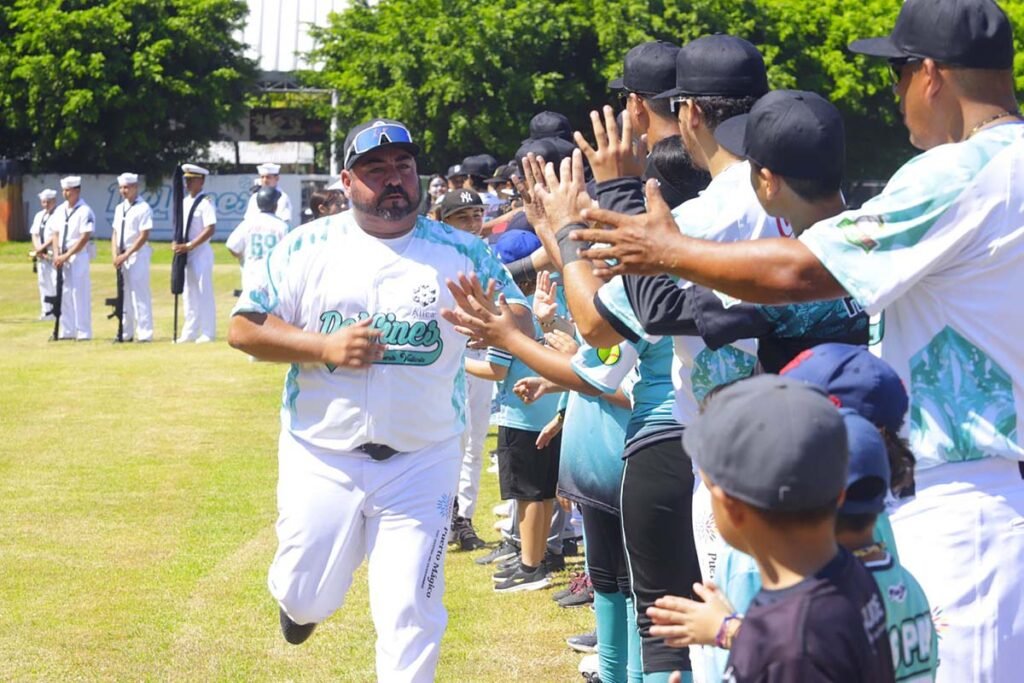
[669,96,692,115]
[345,123,414,167]
[887,57,922,87]
[617,89,657,110]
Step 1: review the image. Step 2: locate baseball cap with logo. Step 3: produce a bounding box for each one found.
[609,40,680,95]
[654,34,769,100]
[849,0,1013,69]
[343,119,420,170]
[838,408,891,515]
[683,375,849,512]
[493,229,542,265]
[714,90,846,185]
[439,189,483,220]
[780,343,909,434]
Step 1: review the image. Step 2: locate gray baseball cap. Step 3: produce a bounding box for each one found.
[683,375,849,512]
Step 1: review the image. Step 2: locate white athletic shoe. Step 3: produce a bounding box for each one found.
[578,653,600,676]
[195,335,213,344]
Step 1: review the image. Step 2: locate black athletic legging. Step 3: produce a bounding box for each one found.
[580,504,630,595]
[620,436,701,674]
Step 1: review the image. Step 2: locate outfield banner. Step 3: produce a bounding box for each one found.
[21,174,302,242]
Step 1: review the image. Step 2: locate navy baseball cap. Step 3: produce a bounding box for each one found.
[683,375,849,512]
[654,35,769,100]
[849,0,1013,69]
[484,162,516,185]
[447,163,465,178]
[780,343,909,434]
[493,229,542,265]
[514,137,563,175]
[343,119,420,170]
[714,90,845,184]
[528,111,574,142]
[439,189,483,220]
[609,41,680,95]
[839,409,891,515]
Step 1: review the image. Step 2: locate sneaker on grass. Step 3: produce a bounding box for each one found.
[474,540,518,566]
[553,571,588,601]
[450,516,487,551]
[556,573,594,608]
[578,652,602,681]
[544,550,565,572]
[566,631,598,654]
[493,565,551,593]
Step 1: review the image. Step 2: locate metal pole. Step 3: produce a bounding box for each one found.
[329,89,339,178]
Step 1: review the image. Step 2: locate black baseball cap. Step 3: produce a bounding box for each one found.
[529,111,573,142]
[439,189,483,219]
[514,137,563,175]
[849,0,1013,69]
[484,162,516,184]
[447,163,465,178]
[343,119,420,170]
[609,40,680,95]
[714,90,845,184]
[683,375,849,512]
[654,35,769,100]
[461,153,499,179]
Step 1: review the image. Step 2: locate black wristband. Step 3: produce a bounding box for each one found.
[507,255,538,282]
[557,222,590,266]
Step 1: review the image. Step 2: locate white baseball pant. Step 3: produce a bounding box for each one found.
[891,457,1024,683]
[269,431,462,683]
[122,253,153,341]
[457,373,492,519]
[37,259,55,318]
[57,254,91,340]
[179,247,216,341]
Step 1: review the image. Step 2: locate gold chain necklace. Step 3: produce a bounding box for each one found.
[967,110,1021,139]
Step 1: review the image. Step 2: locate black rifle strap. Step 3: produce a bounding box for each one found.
[117,200,137,254]
[182,193,207,244]
[61,204,80,253]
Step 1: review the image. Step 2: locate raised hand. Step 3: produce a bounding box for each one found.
[573,105,646,183]
[574,178,680,277]
[514,376,557,404]
[544,329,579,356]
[531,270,559,324]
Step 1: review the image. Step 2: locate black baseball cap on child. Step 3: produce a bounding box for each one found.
[654,34,769,100]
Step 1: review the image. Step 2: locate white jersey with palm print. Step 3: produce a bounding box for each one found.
[802,122,1024,470]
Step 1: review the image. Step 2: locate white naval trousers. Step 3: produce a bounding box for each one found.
[37,259,55,318]
[57,254,91,340]
[891,457,1024,683]
[457,372,493,520]
[179,246,215,341]
[269,431,462,683]
[121,252,153,341]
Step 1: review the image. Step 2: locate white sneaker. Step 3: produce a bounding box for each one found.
[578,653,600,676]
[493,516,512,534]
[195,335,213,344]
[492,501,512,517]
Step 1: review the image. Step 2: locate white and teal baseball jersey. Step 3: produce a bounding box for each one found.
[597,161,791,426]
[864,552,938,682]
[225,212,291,292]
[801,123,1024,469]
[233,212,525,453]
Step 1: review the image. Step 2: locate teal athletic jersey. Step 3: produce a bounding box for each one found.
[570,335,676,441]
[801,123,1024,469]
[559,339,631,513]
[486,293,566,431]
[864,552,938,682]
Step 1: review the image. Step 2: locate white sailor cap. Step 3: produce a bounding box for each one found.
[181,163,209,177]
[257,162,281,176]
[117,172,139,186]
[60,176,82,189]
[38,189,58,200]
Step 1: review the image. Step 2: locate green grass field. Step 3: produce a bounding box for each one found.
[0,242,591,681]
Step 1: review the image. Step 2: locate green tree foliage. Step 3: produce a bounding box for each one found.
[309,0,1023,180]
[0,0,257,176]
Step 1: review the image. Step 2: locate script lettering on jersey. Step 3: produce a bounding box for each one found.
[318,310,444,371]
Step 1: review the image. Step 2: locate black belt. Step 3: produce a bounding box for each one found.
[357,443,400,461]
